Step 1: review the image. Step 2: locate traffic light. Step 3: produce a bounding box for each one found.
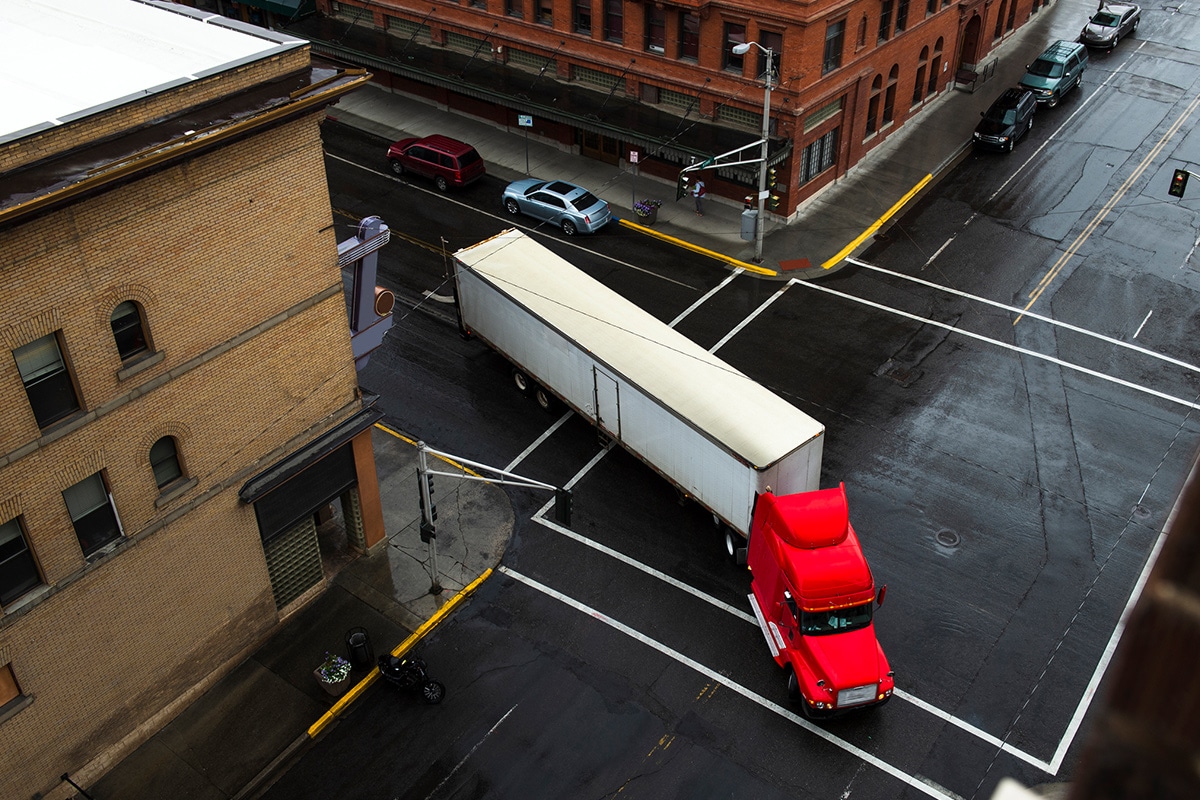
[419,520,436,543]
[676,172,690,201]
[418,472,437,522]
[767,167,777,189]
[1169,168,1189,198]
[554,487,573,526]
[768,194,781,211]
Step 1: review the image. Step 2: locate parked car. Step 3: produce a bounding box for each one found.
[1018,40,1089,107]
[502,179,612,235]
[973,88,1037,152]
[1080,3,1140,49]
[386,135,486,191]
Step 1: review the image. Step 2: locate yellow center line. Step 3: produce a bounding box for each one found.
[1016,92,1200,325]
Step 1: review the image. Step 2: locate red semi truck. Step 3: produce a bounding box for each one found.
[748,484,894,716]
[454,229,893,714]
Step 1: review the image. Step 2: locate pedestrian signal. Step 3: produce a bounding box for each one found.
[1169,168,1189,198]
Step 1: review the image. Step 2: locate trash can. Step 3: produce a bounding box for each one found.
[346,626,374,668]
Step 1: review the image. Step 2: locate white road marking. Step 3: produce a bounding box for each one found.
[423,704,518,800]
[670,268,744,327]
[793,277,1200,411]
[1133,310,1152,339]
[708,282,792,353]
[498,566,959,800]
[849,258,1199,375]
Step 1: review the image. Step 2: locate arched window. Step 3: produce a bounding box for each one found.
[913,46,929,105]
[150,436,183,489]
[866,74,882,135]
[110,301,149,361]
[883,65,899,125]
[928,37,944,96]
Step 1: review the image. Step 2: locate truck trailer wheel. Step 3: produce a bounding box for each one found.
[512,368,530,394]
[534,386,555,412]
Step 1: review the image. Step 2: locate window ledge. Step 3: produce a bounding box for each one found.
[1,585,50,616]
[117,350,165,382]
[0,694,34,725]
[155,477,198,509]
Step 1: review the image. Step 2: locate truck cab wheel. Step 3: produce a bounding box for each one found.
[722,528,746,565]
[512,368,530,394]
[786,668,802,703]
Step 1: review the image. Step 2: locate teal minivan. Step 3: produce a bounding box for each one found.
[1019,40,1089,107]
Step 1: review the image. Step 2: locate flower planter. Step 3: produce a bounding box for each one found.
[314,668,350,696]
[634,207,658,225]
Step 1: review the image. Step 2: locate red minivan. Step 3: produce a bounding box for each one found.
[386,135,486,191]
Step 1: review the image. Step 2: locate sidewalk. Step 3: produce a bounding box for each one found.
[90,5,1091,798]
[326,0,1088,276]
[90,425,513,800]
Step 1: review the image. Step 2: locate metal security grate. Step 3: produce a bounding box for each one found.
[386,17,431,43]
[264,516,323,610]
[445,32,489,54]
[572,66,621,91]
[343,487,366,551]
[659,88,694,112]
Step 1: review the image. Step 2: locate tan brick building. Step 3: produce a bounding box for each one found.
[232,0,1050,216]
[0,2,381,797]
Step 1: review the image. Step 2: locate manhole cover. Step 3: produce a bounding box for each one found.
[935,529,960,547]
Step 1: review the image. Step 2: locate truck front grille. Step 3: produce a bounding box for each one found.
[837,684,877,707]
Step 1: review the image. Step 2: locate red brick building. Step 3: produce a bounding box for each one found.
[262,0,1050,216]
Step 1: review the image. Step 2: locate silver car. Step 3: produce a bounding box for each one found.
[502,179,612,236]
[1079,3,1140,49]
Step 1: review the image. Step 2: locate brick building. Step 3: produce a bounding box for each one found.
[0,1,381,797]
[235,0,1051,216]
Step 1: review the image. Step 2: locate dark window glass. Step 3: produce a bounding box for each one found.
[0,518,41,607]
[883,65,898,124]
[506,0,523,19]
[110,301,148,360]
[878,0,893,42]
[896,0,909,32]
[574,0,591,33]
[63,473,121,556]
[679,13,699,60]
[866,75,882,135]
[645,4,665,52]
[723,23,745,71]
[151,436,184,489]
[604,0,622,42]
[571,191,601,210]
[537,0,552,24]
[801,127,839,184]
[14,334,80,429]
[823,21,845,74]
[758,31,782,80]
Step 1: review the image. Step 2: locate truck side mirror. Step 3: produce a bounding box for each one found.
[877,585,887,607]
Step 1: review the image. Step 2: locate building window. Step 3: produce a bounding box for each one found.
[994,0,1006,38]
[1006,0,1018,32]
[801,128,839,184]
[929,37,943,95]
[878,0,893,42]
[913,46,929,105]
[757,30,782,80]
[926,0,937,16]
[0,518,42,607]
[857,15,867,49]
[14,333,81,429]
[150,436,184,490]
[823,20,845,74]
[645,4,665,52]
[723,23,746,71]
[866,75,882,135]
[604,0,622,42]
[537,0,553,25]
[63,473,122,557]
[506,0,523,19]
[574,0,591,33]
[883,64,899,125]
[679,12,699,60]
[896,0,909,32]
[110,301,149,361]
[1,663,23,710]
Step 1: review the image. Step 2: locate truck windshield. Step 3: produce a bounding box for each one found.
[801,603,873,635]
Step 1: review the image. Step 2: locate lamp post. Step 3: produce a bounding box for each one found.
[732,41,774,263]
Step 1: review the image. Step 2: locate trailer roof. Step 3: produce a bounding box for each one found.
[456,229,823,469]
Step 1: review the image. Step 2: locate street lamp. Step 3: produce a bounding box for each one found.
[732,40,774,263]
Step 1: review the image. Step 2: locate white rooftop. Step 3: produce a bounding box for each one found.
[0,0,304,142]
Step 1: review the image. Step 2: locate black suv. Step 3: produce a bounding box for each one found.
[973,88,1036,152]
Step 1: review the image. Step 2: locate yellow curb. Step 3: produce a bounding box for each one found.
[373,422,486,479]
[618,218,778,277]
[306,567,494,738]
[821,173,933,269]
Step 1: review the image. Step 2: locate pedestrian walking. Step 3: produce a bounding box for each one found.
[693,179,706,216]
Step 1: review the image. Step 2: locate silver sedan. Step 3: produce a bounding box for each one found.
[502,179,612,236]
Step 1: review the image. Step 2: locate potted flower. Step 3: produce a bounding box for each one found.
[633,199,661,225]
[314,651,352,696]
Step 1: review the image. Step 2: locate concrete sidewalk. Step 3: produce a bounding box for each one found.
[90,425,513,800]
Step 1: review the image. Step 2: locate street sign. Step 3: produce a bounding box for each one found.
[518,114,532,127]
[629,150,639,164]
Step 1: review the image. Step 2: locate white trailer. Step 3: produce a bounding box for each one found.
[453,228,824,541]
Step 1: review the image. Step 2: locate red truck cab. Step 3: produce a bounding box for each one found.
[747,484,894,716]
